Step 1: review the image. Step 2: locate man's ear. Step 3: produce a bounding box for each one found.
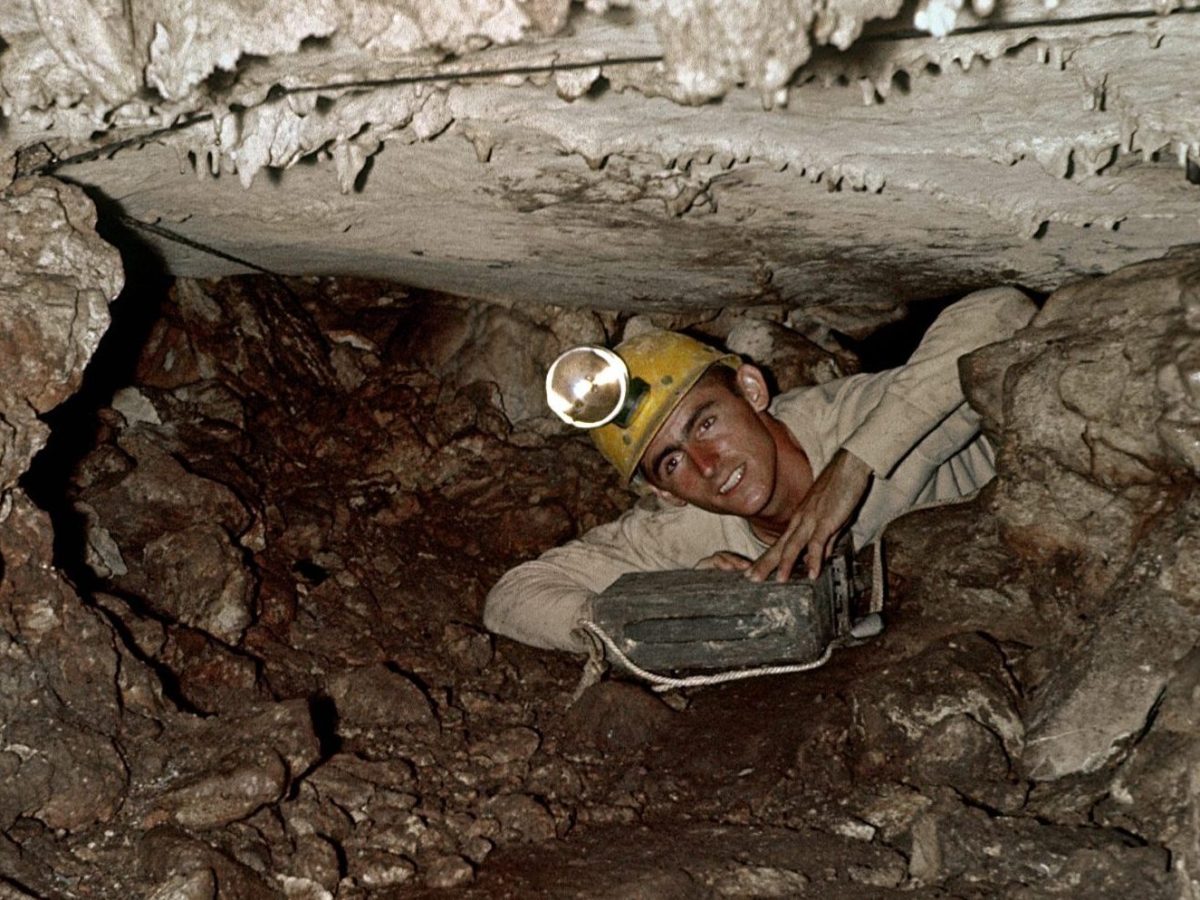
[648,484,689,507]
[736,363,771,412]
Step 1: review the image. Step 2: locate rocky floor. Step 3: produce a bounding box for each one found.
[4,257,1200,897]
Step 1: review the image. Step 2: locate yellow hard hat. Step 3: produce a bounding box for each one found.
[546,331,740,484]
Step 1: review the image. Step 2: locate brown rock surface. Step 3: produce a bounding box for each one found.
[0,177,122,491]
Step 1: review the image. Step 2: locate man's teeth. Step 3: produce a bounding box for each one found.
[719,464,744,495]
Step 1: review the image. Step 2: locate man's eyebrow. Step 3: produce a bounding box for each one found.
[649,399,717,477]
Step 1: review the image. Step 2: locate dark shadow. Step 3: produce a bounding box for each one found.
[89,591,208,716]
[838,286,1047,373]
[586,75,612,100]
[353,150,376,193]
[308,694,343,760]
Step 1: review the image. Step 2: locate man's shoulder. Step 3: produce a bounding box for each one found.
[771,372,875,416]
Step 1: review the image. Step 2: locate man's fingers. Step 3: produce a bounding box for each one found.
[745,545,780,582]
[806,530,841,579]
[806,537,824,579]
[773,534,806,582]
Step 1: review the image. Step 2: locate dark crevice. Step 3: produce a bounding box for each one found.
[0,874,50,900]
[305,694,343,771]
[87,596,208,717]
[323,830,351,879]
[947,783,1021,820]
[20,200,168,576]
[974,630,1029,700]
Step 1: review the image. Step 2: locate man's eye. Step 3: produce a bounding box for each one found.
[664,455,680,476]
[699,415,716,433]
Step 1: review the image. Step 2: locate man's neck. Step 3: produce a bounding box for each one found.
[747,416,813,543]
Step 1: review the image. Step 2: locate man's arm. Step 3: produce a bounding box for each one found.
[483,499,733,653]
[839,286,1036,478]
[749,286,1037,581]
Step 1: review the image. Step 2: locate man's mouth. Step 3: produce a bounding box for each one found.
[719,463,745,495]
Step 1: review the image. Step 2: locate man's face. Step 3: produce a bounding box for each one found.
[640,365,779,518]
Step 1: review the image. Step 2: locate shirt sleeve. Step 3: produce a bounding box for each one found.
[840,286,1036,478]
[483,498,736,653]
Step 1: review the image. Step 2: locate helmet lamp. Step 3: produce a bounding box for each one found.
[546,345,643,429]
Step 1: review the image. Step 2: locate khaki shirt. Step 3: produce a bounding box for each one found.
[484,287,1036,652]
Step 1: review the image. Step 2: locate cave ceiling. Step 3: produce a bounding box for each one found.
[3,0,1198,329]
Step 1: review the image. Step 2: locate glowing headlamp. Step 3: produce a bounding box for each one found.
[546,345,647,429]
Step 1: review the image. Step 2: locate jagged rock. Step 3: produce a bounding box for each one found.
[141,700,319,830]
[907,795,1171,895]
[158,626,268,714]
[951,252,1200,784]
[883,498,1045,649]
[154,747,289,830]
[423,853,475,888]
[146,867,217,900]
[1095,647,1200,896]
[387,298,607,426]
[346,848,415,888]
[725,317,852,392]
[564,682,675,752]
[138,826,278,900]
[0,494,134,834]
[442,622,495,672]
[325,663,434,728]
[303,753,418,815]
[76,428,256,642]
[707,864,810,895]
[480,793,558,843]
[847,635,1024,811]
[964,249,1200,606]
[0,177,122,492]
[280,833,342,894]
[1022,495,1200,781]
[470,725,542,767]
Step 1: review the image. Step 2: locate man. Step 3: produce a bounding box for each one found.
[484,287,1036,654]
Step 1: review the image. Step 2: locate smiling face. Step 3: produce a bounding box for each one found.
[641,363,790,521]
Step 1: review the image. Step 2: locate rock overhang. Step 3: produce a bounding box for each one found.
[2,0,1199,329]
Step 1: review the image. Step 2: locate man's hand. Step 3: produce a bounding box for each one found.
[746,449,873,582]
[695,551,752,572]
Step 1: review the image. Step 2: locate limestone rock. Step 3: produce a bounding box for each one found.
[138,826,279,900]
[1095,647,1200,896]
[0,178,121,491]
[564,681,674,752]
[76,429,256,642]
[0,494,134,834]
[422,853,475,889]
[142,700,320,830]
[480,793,557,843]
[725,317,852,392]
[908,796,1171,895]
[156,747,289,830]
[1022,495,1200,781]
[963,250,1200,605]
[387,298,607,425]
[325,663,434,729]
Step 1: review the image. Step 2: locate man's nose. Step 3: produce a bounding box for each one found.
[688,443,719,477]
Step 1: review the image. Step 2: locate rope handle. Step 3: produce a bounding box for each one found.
[577,619,835,692]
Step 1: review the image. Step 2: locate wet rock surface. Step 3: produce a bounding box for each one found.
[3,248,1200,895]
